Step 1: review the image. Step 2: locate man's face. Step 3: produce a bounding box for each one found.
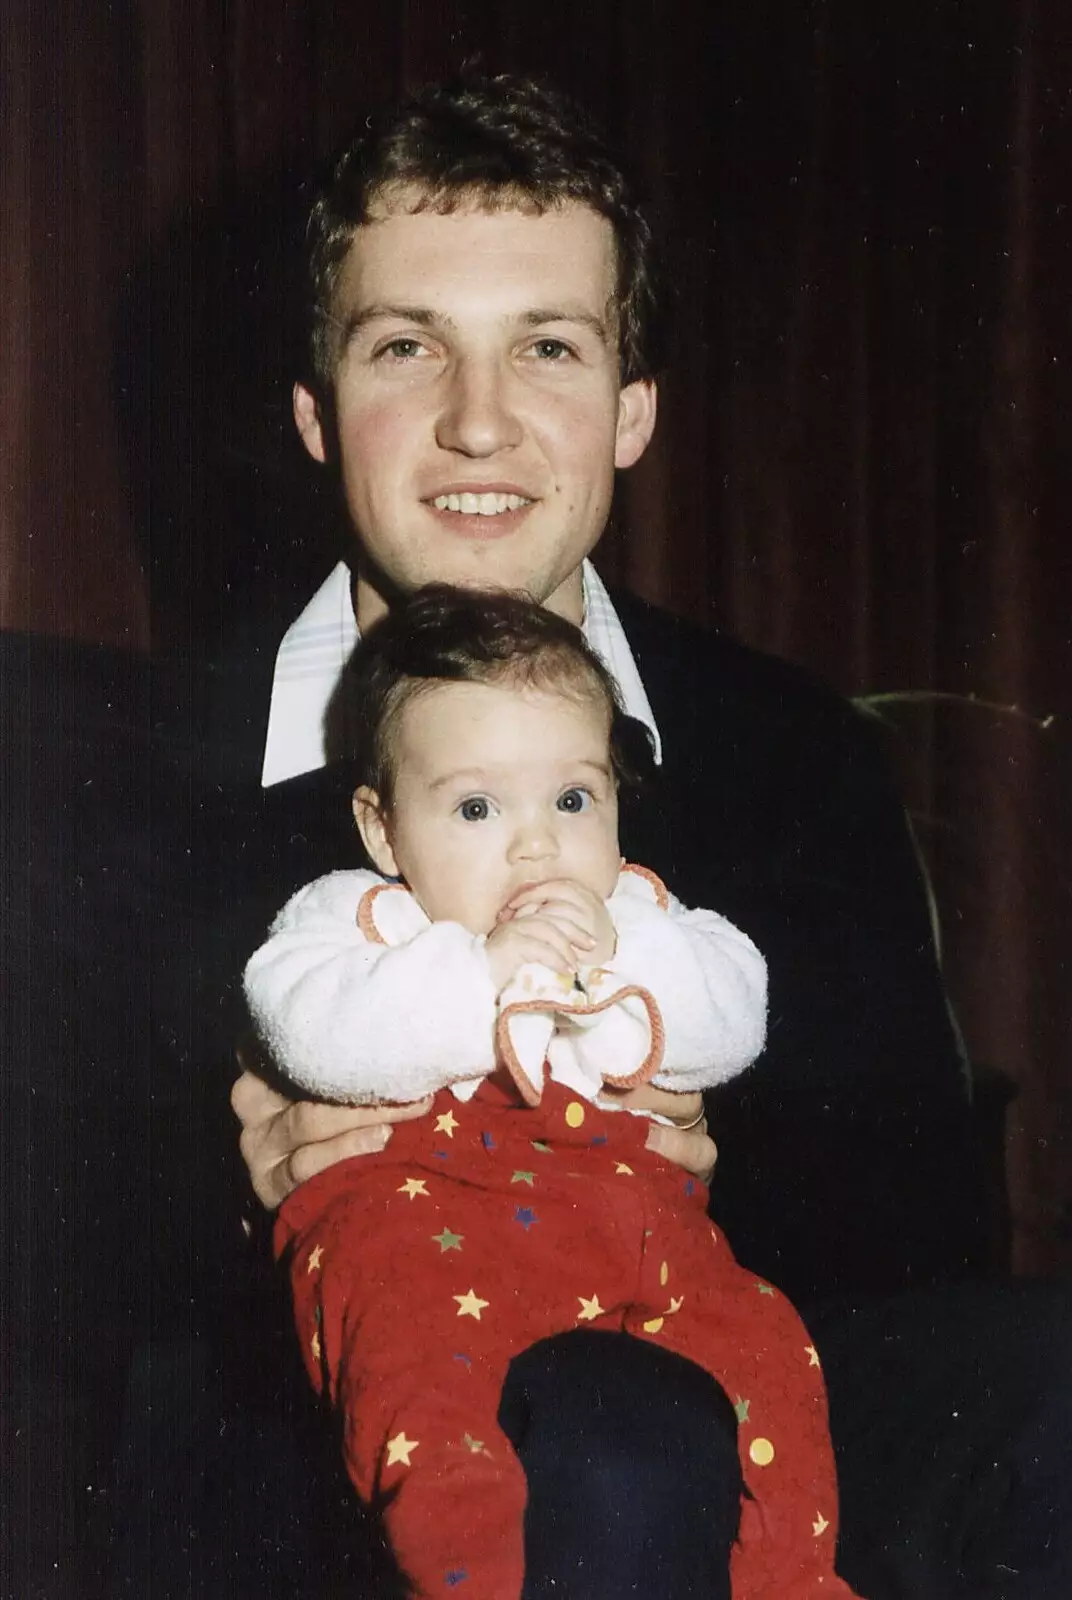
[355,678,622,936]
[294,195,656,627]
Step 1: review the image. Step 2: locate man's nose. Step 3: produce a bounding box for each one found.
[435,355,524,457]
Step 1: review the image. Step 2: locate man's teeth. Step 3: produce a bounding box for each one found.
[432,492,531,515]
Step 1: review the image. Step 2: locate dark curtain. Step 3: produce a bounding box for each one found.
[2,1,1069,1273]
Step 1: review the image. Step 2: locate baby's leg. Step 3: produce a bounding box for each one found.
[623,1192,861,1598]
[279,1169,526,1597]
[276,1142,642,1600]
[331,1322,527,1600]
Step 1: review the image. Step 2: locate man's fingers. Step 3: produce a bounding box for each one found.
[231,1066,291,1129]
[377,1094,436,1123]
[284,1123,394,1196]
[284,1093,434,1147]
[254,1096,436,1208]
[645,1120,718,1185]
[233,1060,436,1208]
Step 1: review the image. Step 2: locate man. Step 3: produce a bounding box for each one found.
[225,75,1071,1597]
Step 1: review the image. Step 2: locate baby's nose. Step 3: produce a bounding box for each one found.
[508,817,558,860]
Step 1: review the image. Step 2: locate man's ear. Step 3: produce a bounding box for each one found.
[614,378,658,469]
[293,381,329,465]
[352,787,399,878]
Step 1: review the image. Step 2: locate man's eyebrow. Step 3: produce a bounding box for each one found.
[337,304,454,342]
[333,304,612,344]
[520,308,611,343]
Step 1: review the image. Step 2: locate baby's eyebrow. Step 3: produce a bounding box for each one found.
[428,767,490,792]
[426,757,613,793]
[566,760,614,780]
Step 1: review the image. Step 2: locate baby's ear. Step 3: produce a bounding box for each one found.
[353,787,399,878]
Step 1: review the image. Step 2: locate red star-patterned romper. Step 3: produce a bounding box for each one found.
[277,1072,859,1599]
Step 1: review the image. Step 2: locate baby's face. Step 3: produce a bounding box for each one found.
[373,679,621,935]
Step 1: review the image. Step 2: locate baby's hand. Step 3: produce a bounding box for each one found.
[497,879,616,968]
[485,913,582,994]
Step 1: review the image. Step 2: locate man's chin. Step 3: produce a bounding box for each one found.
[352,548,587,626]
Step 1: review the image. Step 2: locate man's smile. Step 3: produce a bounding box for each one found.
[430,491,534,515]
[422,485,540,537]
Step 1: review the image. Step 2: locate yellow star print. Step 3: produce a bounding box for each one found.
[306,1244,324,1273]
[615,1162,634,1175]
[310,1328,322,1363]
[462,1433,488,1455]
[643,1291,683,1334]
[385,1431,419,1467]
[577,1293,606,1322]
[398,1178,429,1199]
[434,1110,459,1138]
[805,1344,821,1368]
[755,1281,775,1296]
[454,1287,490,1320]
[813,1511,830,1537]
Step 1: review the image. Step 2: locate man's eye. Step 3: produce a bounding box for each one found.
[459,796,492,822]
[531,338,572,361]
[377,337,424,360]
[557,788,592,814]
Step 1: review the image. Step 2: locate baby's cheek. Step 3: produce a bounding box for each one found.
[597,851,624,902]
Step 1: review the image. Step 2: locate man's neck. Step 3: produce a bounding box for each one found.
[352,566,587,631]
[353,573,388,633]
[260,558,661,786]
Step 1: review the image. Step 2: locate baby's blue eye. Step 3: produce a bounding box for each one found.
[557,788,591,814]
[459,796,491,822]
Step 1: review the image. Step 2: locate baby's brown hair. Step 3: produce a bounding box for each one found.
[325,584,653,807]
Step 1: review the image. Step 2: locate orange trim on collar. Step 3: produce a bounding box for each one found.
[356,881,406,945]
[620,862,669,910]
[495,983,666,1106]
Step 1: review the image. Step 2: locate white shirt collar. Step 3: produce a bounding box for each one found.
[260,559,662,786]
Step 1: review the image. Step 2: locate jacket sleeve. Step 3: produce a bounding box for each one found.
[605,890,767,1092]
[242,870,498,1104]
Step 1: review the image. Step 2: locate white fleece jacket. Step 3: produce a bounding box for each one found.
[243,864,767,1109]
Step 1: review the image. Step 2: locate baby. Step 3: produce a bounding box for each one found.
[244,585,858,1600]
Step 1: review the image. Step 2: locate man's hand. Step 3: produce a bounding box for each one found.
[231,1055,433,1211]
[598,1082,718,1185]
